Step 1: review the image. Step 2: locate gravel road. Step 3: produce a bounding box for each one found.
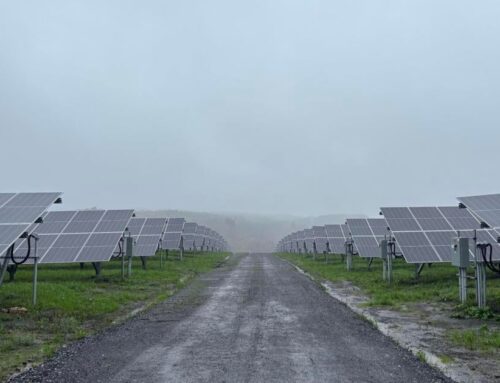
[12,253,451,383]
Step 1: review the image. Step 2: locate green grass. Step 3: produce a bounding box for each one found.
[278,253,500,312]
[438,354,454,364]
[0,251,228,381]
[447,325,500,351]
[416,350,427,363]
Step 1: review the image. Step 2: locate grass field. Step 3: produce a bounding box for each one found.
[0,251,228,381]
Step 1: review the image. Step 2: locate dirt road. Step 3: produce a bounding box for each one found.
[13,254,450,382]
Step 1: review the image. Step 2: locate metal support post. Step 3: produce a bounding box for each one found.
[346,242,353,271]
[126,236,133,277]
[476,262,487,308]
[380,239,391,283]
[92,262,102,276]
[459,267,467,304]
[0,254,9,287]
[121,251,125,280]
[415,263,424,278]
[452,237,470,305]
[382,259,387,281]
[387,251,393,284]
[32,236,39,306]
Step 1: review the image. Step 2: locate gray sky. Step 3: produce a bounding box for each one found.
[1,1,499,217]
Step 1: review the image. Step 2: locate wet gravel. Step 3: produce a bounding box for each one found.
[11,254,452,382]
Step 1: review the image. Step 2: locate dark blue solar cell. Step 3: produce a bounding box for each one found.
[347,219,372,236]
[0,193,16,207]
[398,246,440,263]
[410,207,443,219]
[5,193,60,207]
[381,207,413,219]
[325,225,343,238]
[0,206,46,224]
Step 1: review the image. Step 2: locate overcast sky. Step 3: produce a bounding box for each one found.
[1,1,499,217]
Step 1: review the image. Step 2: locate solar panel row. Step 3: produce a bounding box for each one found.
[278,195,500,265]
[14,209,134,264]
[1,194,228,269]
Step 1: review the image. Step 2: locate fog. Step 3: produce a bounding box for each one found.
[2,1,500,223]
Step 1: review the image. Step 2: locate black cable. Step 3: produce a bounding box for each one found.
[113,238,124,258]
[10,235,33,265]
[488,245,500,273]
[485,243,500,273]
[478,243,500,274]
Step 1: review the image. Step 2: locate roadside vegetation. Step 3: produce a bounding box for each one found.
[447,325,500,351]
[0,251,228,381]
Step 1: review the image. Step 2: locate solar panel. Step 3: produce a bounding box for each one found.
[312,226,328,253]
[347,218,388,258]
[206,229,216,249]
[126,218,145,236]
[341,224,350,238]
[294,230,306,252]
[193,225,206,250]
[162,218,185,250]
[165,218,185,233]
[457,193,500,229]
[182,222,198,250]
[437,206,482,231]
[125,217,166,257]
[303,229,315,253]
[324,224,347,254]
[283,232,296,252]
[381,207,447,263]
[380,205,498,263]
[14,209,134,264]
[410,207,453,231]
[294,233,300,252]
[0,192,62,258]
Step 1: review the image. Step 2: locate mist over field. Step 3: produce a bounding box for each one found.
[136,210,366,252]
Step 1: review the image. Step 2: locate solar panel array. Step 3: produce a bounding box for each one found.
[380,206,500,263]
[277,197,500,265]
[6,203,228,266]
[198,225,226,251]
[157,220,227,252]
[14,210,134,264]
